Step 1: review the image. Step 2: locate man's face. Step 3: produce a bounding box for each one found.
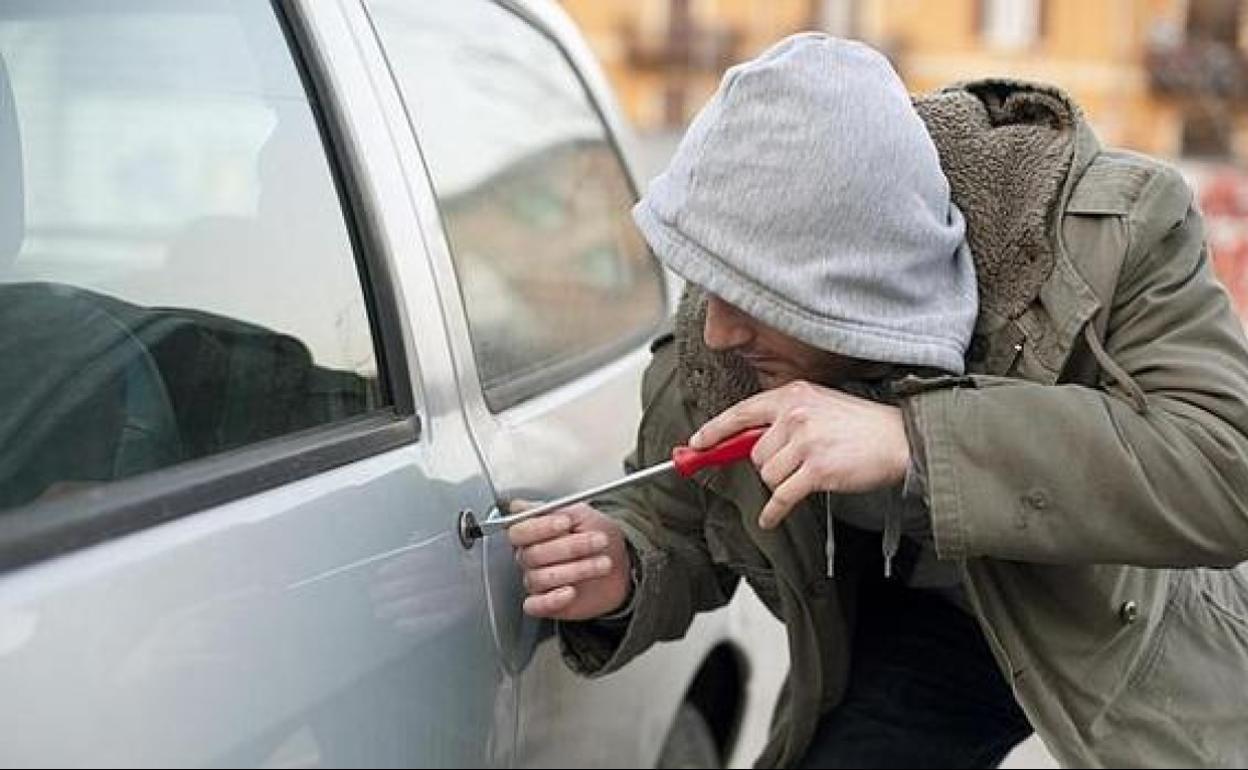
[702,293,888,389]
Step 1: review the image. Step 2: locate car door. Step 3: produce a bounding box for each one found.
[0,0,511,766]
[355,1,744,766]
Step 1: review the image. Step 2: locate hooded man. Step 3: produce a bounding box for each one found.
[509,34,1248,768]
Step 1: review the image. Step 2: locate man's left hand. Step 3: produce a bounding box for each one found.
[689,381,910,529]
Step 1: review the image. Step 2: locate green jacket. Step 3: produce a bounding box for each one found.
[560,80,1248,768]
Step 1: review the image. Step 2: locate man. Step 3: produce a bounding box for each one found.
[509,34,1248,768]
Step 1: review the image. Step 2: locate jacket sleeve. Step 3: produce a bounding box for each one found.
[557,343,740,677]
[907,165,1248,567]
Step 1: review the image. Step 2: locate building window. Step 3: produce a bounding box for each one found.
[979,0,1043,49]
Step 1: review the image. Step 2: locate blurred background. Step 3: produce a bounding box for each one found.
[558,0,1248,321]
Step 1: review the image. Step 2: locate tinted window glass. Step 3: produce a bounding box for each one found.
[0,0,385,511]
[367,0,666,411]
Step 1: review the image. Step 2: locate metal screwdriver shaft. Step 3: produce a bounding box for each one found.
[467,427,765,539]
[472,462,676,538]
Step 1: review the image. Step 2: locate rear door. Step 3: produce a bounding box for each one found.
[0,0,508,765]
[356,1,716,765]
[359,0,667,658]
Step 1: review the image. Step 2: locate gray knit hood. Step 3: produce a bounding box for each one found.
[633,33,977,374]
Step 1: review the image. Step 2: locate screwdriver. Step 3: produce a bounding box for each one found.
[464,427,765,540]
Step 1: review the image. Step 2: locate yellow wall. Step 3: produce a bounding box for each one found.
[559,0,1243,160]
[866,0,1171,153]
[559,0,815,129]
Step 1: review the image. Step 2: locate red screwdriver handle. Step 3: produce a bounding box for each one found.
[671,427,766,478]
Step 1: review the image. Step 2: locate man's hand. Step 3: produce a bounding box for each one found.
[689,381,910,529]
[507,502,633,621]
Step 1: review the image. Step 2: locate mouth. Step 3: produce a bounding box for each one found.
[739,354,780,371]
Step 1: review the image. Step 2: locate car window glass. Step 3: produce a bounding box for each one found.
[0,0,386,512]
[366,0,666,411]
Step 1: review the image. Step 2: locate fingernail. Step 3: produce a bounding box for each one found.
[595,556,612,571]
[552,515,570,530]
[590,533,608,550]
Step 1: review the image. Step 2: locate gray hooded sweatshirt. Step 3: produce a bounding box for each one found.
[631,33,978,587]
[633,33,977,372]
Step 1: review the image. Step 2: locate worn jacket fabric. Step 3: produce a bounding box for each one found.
[559,79,1248,768]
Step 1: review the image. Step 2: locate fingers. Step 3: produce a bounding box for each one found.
[523,585,577,617]
[507,513,571,548]
[517,530,609,569]
[691,381,826,449]
[759,465,819,530]
[505,502,629,620]
[505,501,600,547]
[689,390,778,449]
[523,554,615,594]
[757,439,802,491]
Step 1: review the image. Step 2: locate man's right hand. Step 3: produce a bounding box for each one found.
[507,502,633,621]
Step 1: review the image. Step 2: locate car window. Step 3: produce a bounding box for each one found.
[0,0,387,512]
[365,0,666,411]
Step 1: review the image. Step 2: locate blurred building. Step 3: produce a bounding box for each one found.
[860,0,1248,163]
[559,0,1248,162]
[558,1,818,130]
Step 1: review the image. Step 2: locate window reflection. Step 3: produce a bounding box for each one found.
[368,0,665,410]
[0,1,384,510]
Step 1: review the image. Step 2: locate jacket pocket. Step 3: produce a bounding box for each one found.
[1100,569,1248,766]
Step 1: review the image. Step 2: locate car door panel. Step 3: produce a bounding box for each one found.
[0,0,512,766]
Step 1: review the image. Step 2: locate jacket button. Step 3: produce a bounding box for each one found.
[1118,600,1139,625]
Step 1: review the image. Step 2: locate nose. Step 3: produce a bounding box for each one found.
[703,294,754,351]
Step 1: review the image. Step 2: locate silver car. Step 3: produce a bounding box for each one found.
[0,1,776,767]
